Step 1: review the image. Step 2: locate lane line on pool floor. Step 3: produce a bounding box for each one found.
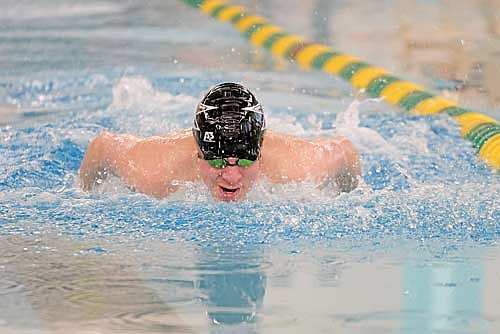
[182,0,500,170]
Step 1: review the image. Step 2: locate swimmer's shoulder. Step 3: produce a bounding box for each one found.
[260,132,359,183]
[260,131,318,182]
[261,130,318,155]
[262,130,301,148]
[122,129,198,186]
[101,129,196,169]
[92,130,195,155]
[128,128,197,152]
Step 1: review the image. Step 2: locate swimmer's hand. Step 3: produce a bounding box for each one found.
[320,137,361,193]
[78,168,111,191]
[334,138,361,192]
[333,167,360,192]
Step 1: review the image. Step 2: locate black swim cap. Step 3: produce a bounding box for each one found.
[193,83,266,161]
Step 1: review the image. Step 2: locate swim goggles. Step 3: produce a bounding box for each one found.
[207,158,255,169]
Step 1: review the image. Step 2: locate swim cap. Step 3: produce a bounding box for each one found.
[193,83,265,161]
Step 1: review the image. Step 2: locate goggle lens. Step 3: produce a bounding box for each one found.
[237,159,255,167]
[207,158,255,169]
[207,159,226,169]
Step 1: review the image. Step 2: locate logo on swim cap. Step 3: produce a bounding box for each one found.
[203,131,215,142]
[192,82,265,161]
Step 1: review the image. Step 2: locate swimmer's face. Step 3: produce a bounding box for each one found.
[198,157,260,202]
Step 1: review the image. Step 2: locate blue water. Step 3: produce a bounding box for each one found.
[1,1,500,333]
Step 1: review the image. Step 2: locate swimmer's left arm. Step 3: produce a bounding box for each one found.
[313,137,361,192]
[332,138,361,192]
[261,133,361,192]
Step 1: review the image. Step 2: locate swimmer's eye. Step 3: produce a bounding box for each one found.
[207,158,255,169]
[207,159,226,169]
[237,159,255,168]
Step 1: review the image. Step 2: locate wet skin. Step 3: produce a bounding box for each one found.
[198,157,260,202]
[78,130,361,200]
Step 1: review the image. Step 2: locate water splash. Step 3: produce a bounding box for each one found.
[335,98,397,155]
[0,70,498,247]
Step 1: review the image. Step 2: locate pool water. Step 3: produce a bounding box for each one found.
[1,1,500,333]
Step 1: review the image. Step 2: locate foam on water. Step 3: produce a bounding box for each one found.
[108,76,196,134]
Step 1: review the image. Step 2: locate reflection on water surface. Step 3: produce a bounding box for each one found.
[1,234,498,333]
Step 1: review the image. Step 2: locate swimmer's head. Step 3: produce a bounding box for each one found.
[192,82,266,162]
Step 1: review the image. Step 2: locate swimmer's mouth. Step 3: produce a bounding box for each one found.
[217,185,241,201]
[220,186,238,193]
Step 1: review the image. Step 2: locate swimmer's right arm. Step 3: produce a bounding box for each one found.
[78,132,138,190]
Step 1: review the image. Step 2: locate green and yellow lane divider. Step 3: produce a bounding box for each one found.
[182,0,500,170]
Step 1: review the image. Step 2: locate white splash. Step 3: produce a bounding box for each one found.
[334,98,417,188]
[265,113,309,137]
[246,178,338,203]
[334,98,398,156]
[107,76,196,135]
[111,76,194,112]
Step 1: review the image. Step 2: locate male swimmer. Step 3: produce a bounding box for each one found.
[79,82,361,201]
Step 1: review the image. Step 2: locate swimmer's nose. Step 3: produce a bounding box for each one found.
[220,164,243,184]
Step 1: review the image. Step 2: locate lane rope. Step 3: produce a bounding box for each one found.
[182,0,500,170]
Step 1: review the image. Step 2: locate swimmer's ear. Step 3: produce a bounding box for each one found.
[196,147,204,160]
[259,130,266,146]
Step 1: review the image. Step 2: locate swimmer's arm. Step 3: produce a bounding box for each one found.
[78,132,138,190]
[329,138,361,192]
[261,133,360,192]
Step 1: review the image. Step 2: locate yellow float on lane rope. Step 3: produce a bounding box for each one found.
[182,0,500,170]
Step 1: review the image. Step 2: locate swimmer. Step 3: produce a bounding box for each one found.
[78,82,361,201]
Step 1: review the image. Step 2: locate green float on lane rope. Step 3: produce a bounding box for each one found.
[182,0,500,170]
